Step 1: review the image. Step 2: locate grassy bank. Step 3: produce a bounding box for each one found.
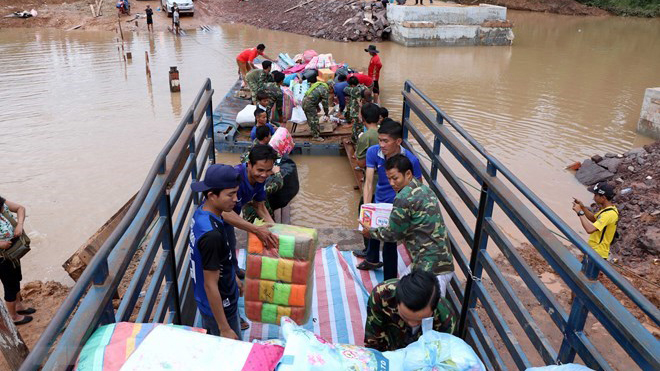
[577,0,660,17]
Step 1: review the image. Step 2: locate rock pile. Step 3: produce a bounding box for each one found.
[228,0,391,43]
[573,142,660,265]
[340,1,390,42]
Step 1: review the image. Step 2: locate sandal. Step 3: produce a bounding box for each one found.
[240,317,250,331]
[356,261,383,271]
[312,136,325,142]
[17,308,36,315]
[14,315,33,325]
[352,249,368,258]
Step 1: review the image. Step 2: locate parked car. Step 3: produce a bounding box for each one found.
[161,0,194,17]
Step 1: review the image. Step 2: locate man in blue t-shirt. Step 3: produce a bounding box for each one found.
[334,74,349,114]
[250,122,276,141]
[222,144,280,330]
[358,120,422,280]
[189,164,241,339]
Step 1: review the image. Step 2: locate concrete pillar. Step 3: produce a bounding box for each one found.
[637,87,660,140]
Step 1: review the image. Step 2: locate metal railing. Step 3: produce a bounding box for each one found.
[401,80,659,370]
[20,79,216,370]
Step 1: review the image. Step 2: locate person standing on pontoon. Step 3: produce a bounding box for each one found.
[236,44,275,85]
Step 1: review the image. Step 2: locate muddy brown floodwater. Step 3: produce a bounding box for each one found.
[0,11,658,291]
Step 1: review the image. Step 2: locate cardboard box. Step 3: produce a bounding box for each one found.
[358,203,393,231]
[318,68,335,82]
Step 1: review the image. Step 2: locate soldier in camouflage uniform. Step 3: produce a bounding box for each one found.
[326,78,336,111]
[301,75,329,141]
[245,60,273,105]
[239,125,273,164]
[364,270,457,352]
[259,71,285,123]
[343,76,366,143]
[360,154,454,296]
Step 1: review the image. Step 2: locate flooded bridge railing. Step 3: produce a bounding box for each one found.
[21,79,216,370]
[401,80,659,370]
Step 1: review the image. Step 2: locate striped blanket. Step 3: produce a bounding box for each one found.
[238,244,412,345]
[76,323,206,371]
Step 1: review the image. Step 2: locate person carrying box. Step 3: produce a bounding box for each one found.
[359,154,454,297]
[358,121,422,280]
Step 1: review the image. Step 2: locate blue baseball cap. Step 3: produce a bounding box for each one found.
[191,164,240,192]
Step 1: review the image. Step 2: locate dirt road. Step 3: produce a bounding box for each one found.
[0,0,216,32]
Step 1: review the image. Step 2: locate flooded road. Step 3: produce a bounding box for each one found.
[1,11,658,283]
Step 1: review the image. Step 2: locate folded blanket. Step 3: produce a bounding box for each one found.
[245,223,317,326]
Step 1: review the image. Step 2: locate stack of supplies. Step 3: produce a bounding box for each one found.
[244,224,318,325]
[317,69,335,82]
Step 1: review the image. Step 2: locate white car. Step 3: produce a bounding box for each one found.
[161,0,194,16]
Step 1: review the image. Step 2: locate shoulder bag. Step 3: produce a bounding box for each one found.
[1,209,30,265]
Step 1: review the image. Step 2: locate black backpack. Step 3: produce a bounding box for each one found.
[598,207,620,245]
[267,157,299,211]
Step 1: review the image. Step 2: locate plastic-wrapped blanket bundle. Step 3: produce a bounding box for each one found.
[269,127,295,157]
[244,224,318,326]
[383,330,486,371]
[277,317,389,371]
[276,316,485,371]
[291,80,310,105]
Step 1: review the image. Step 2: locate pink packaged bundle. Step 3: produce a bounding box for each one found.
[269,127,295,156]
[280,87,295,122]
[305,56,319,70]
[302,49,318,63]
[316,54,335,69]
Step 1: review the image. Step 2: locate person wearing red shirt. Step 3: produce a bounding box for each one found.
[365,45,382,104]
[348,73,373,88]
[236,44,274,84]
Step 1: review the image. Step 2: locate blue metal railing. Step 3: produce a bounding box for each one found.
[401,80,659,370]
[19,79,659,370]
[20,79,216,370]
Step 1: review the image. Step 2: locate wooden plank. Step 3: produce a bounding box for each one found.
[0,301,29,370]
[62,193,136,281]
[342,138,364,193]
[284,0,313,13]
[290,124,351,138]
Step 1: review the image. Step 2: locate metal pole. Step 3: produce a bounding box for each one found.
[159,193,182,324]
[205,82,216,165]
[401,81,411,141]
[459,162,496,338]
[189,137,199,206]
[558,257,600,363]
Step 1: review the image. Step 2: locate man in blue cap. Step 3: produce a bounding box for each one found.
[189,164,242,339]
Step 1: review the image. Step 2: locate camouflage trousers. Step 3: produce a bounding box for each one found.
[303,100,321,138]
[345,103,360,125]
[248,81,261,105]
[352,120,364,143]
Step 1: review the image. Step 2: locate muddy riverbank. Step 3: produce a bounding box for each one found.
[0,0,619,39]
